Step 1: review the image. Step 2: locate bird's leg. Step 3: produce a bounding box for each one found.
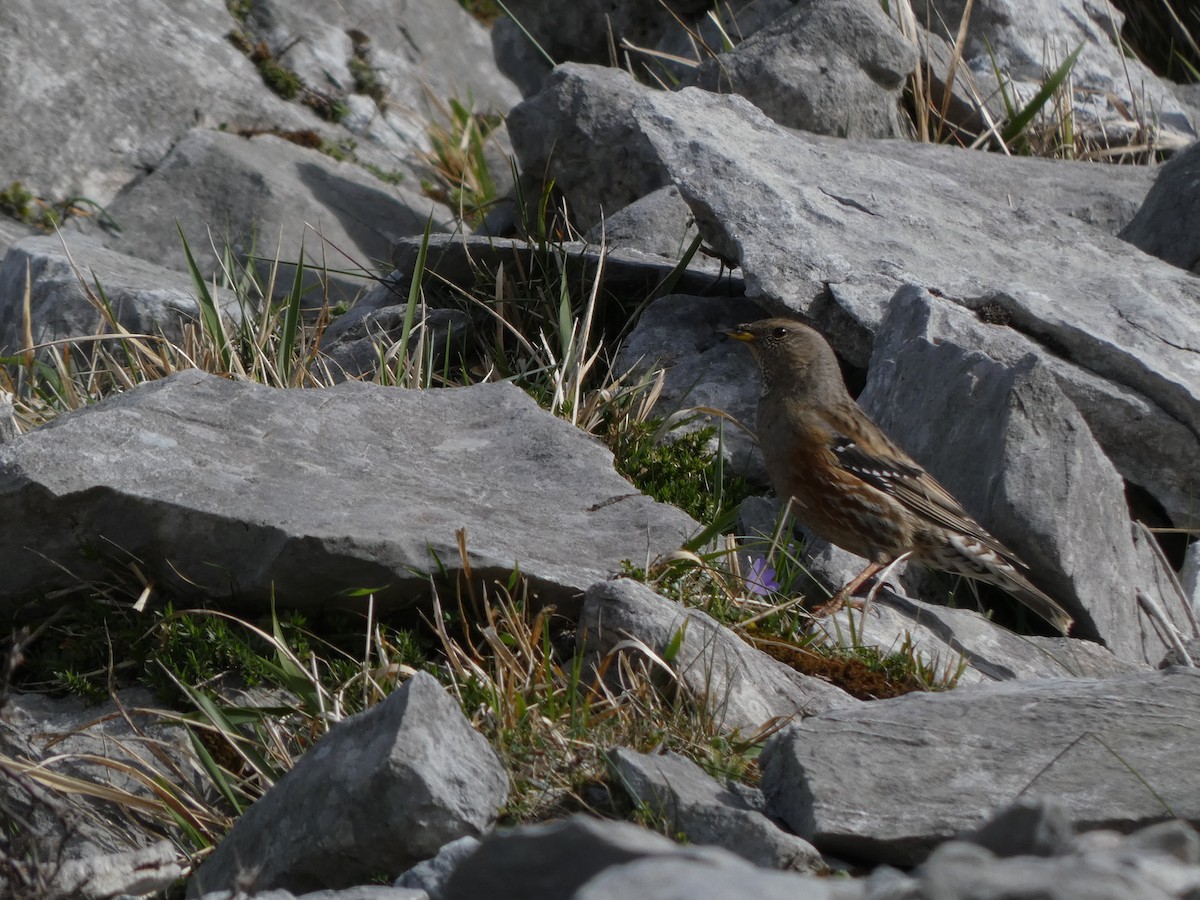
[809,562,883,617]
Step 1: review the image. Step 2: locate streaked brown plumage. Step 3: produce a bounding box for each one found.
[724,317,1073,634]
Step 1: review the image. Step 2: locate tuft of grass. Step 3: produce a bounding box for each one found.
[428,537,759,824]
[0,181,116,232]
[226,31,346,122]
[746,627,966,699]
[6,584,427,851]
[886,0,1175,161]
[347,33,388,108]
[419,94,503,227]
[364,163,405,185]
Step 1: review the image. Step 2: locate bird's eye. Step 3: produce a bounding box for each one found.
[771,327,788,339]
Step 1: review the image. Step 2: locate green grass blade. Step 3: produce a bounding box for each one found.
[494,0,557,67]
[177,223,231,370]
[1000,42,1083,145]
[397,216,433,382]
[278,238,306,385]
[183,723,243,816]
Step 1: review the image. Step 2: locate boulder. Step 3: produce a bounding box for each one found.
[689,0,916,138]
[0,234,228,358]
[0,372,698,613]
[188,672,508,895]
[762,668,1200,865]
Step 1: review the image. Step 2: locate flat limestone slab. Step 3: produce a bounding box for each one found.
[0,372,697,612]
[762,668,1200,865]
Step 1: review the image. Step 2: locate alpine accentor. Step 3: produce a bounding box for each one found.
[724,317,1073,634]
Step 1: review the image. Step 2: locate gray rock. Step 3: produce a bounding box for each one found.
[655,0,801,79]
[22,840,185,900]
[580,579,857,734]
[571,855,864,900]
[98,129,452,303]
[491,17,553,99]
[198,889,425,900]
[509,63,1155,250]
[0,217,36,260]
[393,835,479,900]
[1159,638,1200,669]
[317,298,472,383]
[1121,141,1200,273]
[913,822,1200,900]
[0,0,315,204]
[0,234,229,359]
[496,71,1185,537]
[0,689,194,863]
[490,0,685,71]
[0,389,17,444]
[917,0,1194,149]
[442,814,768,900]
[507,66,672,231]
[810,586,1146,685]
[917,840,1160,900]
[965,799,1076,858]
[634,84,1198,402]
[1182,543,1200,613]
[242,0,519,154]
[1077,820,1200,898]
[0,371,698,614]
[761,668,1200,865]
[584,186,700,260]
[188,672,508,895]
[689,0,916,138]
[608,748,824,872]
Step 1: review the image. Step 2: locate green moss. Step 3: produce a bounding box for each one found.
[259,58,301,100]
[365,163,405,185]
[348,55,387,106]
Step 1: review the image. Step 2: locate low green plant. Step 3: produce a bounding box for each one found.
[0,181,114,232]
[348,54,387,107]
[611,420,752,525]
[226,30,345,122]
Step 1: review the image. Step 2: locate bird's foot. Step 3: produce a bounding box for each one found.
[808,590,865,618]
[808,561,884,617]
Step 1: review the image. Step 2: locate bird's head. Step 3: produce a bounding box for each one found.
[722,317,847,401]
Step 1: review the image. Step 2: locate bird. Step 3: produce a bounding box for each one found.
[723,316,1074,634]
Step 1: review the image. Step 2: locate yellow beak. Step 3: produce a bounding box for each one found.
[721,327,757,342]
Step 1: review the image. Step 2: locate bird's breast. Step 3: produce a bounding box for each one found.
[757,407,915,563]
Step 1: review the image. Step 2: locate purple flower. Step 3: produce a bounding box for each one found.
[746,556,780,596]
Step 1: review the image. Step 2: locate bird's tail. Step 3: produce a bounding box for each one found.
[973,560,1074,634]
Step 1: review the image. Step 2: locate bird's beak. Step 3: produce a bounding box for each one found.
[720,326,756,342]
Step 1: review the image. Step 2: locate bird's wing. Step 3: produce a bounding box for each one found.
[826,426,1024,567]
